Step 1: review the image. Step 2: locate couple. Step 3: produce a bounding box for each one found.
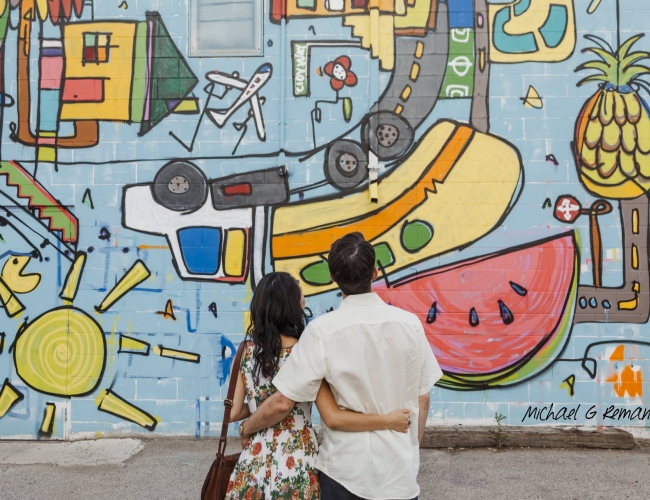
[225,232,443,500]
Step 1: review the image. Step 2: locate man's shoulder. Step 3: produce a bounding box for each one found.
[310,300,422,330]
[382,302,422,326]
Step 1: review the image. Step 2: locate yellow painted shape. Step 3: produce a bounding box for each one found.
[120,335,149,353]
[400,85,412,101]
[154,345,200,363]
[618,282,640,310]
[60,252,86,301]
[632,244,639,269]
[119,334,142,350]
[395,0,406,15]
[273,121,456,236]
[587,0,602,14]
[97,390,157,430]
[172,99,199,113]
[522,86,543,109]
[395,0,433,30]
[15,308,105,396]
[0,380,23,417]
[38,147,57,163]
[633,209,639,234]
[395,104,404,114]
[60,22,136,121]
[35,0,48,21]
[1,256,40,294]
[0,277,25,317]
[368,0,397,10]
[488,0,576,63]
[40,403,56,435]
[96,260,151,313]
[414,41,424,59]
[273,122,522,296]
[410,62,420,80]
[344,11,395,71]
[579,174,645,200]
[40,131,56,138]
[224,229,246,277]
[286,0,394,17]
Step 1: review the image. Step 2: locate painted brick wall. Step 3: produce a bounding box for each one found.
[1,0,650,440]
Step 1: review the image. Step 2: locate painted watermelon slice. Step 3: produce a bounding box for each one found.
[374,232,578,390]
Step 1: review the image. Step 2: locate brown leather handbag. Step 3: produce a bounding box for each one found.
[201,341,247,500]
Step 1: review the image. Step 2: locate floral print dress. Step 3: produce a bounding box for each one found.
[225,342,320,500]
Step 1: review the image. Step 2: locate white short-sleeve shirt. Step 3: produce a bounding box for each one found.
[272,293,443,500]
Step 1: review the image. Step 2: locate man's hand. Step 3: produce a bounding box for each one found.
[243,391,295,436]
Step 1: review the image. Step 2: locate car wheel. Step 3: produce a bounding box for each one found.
[151,160,208,212]
[324,140,369,190]
[362,111,414,161]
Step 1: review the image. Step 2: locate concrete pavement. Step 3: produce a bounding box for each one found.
[1,438,650,499]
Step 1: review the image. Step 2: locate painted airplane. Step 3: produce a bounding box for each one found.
[206,63,273,141]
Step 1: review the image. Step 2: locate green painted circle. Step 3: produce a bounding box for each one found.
[401,220,433,252]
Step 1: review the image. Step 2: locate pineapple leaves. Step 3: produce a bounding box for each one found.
[623,65,650,85]
[577,75,609,87]
[618,34,645,61]
[584,34,614,54]
[577,33,650,88]
[581,47,617,66]
[620,52,650,72]
[576,61,611,76]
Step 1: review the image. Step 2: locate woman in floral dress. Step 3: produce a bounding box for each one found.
[225,272,411,500]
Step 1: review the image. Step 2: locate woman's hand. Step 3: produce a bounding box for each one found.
[385,409,411,433]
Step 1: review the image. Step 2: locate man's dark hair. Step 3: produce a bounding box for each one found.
[328,232,376,295]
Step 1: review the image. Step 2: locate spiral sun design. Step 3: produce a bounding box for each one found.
[14,307,106,397]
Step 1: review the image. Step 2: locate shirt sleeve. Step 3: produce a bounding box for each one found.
[418,324,443,396]
[273,324,326,403]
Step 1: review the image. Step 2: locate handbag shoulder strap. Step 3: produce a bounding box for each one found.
[217,340,249,457]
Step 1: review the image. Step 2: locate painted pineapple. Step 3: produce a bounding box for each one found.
[574,34,650,199]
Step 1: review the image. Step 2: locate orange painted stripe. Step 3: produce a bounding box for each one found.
[272,125,474,259]
[431,125,473,182]
[138,245,170,250]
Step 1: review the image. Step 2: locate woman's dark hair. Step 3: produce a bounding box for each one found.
[247,272,306,383]
[328,232,376,295]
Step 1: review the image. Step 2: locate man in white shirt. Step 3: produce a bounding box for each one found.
[240,232,443,499]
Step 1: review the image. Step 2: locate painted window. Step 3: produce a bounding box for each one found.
[190,0,263,56]
[82,33,111,64]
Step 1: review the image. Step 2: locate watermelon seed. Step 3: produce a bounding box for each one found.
[498,300,514,325]
[509,281,528,296]
[426,302,437,324]
[469,307,479,327]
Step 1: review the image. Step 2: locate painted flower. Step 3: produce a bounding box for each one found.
[324,56,358,91]
[252,442,262,456]
[286,456,296,469]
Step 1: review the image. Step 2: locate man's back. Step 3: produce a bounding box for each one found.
[273,293,442,499]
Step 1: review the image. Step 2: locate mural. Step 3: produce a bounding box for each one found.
[1,0,650,439]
